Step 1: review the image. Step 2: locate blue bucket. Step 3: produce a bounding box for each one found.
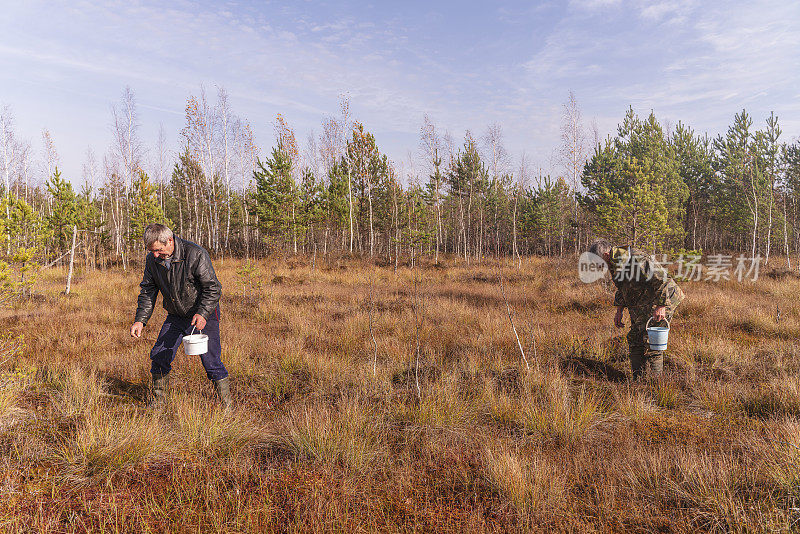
[646,317,670,351]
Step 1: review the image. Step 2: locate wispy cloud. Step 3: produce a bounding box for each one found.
[514,0,800,144]
[569,0,623,9]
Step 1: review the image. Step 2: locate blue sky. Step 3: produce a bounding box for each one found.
[1,0,798,185]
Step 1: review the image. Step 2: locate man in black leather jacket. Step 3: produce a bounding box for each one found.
[130,223,231,410]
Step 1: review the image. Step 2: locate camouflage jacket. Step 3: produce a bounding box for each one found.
[609,247,684,309]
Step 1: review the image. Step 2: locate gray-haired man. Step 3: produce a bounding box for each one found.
[130,223,232,409]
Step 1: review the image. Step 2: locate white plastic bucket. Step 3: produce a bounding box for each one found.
[183,326,208,355]
[646,317,670,351]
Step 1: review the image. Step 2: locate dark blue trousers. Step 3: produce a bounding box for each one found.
[150,306,228,380]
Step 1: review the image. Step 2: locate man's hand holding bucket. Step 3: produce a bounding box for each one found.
[190,314,206,331]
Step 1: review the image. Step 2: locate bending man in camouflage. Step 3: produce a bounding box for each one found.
[589,239,685,379]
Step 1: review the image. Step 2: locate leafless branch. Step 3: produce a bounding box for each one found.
[412,267,423,399]
[497,257,530,371]
[368,276,379,377]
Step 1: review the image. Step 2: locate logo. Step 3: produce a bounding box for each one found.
[578,252,608,283]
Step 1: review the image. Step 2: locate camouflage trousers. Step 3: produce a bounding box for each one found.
[627,304,678,379]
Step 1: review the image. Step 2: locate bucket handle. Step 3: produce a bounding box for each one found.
[188,325,202,336]
[646,316,670,330]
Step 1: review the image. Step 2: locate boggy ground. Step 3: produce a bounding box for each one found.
[2,255,800,532]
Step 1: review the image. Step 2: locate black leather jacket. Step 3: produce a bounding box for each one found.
[134,236,222,325]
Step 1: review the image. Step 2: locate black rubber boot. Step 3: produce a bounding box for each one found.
[150,373,170,407]
[213,377,233,412]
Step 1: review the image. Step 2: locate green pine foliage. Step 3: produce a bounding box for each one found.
[672,122,717,250]
[324,160,350,239]
[297,166,325,246]
[46,168,79,254]
[581,109,689,250]
[521,176,572,256]
[0,195,47,299]
[1,194,48,253]
[249,144,297,250]
[130,169,171,246]
[404,184,433,254]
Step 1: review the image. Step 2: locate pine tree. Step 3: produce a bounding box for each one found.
[297,167,324,252]
[323,160,350,254]
[76,184,106,268]
[46,168,78,256]
[754,112,781,264]
[526,176,571,255]
[714,110,767,257]
[130,169,170,246]
[249,144,297,250]
[581,109,687,250]
[672,122,715,251]
[0,195,45,297]
[403,184,432,265]
[447,136,488,260]
[783,141,800,263]
[0,194,48,254]
[597,157,669,248]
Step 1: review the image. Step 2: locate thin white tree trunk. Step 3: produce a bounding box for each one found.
[368,178,374,257]
[347,168,354,253]
[65,225,77,294]
[783,194,791,268]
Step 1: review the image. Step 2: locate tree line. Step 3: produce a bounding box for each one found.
[1,86,800,293]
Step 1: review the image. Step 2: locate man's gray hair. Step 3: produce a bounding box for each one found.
[143,223,174,248]
[588,238,613,258]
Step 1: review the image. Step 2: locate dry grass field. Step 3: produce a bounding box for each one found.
[2,255,800,532]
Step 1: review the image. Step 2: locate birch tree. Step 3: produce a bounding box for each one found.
[318,96,351,252]
[0,106,15,201]
[0,106,16,245]
[341,99,354,253]
[41,129,60,186]
[274,114,300,254]
[482,123,509,255]
[110,87,143,191]
[154,125,169,216]
[182,87,220,251]
[558,91,587,252]
[755,112,781,265]
[109,87,143,265]
[233,118,257,255]
[514,152,531,263]
[82,147,99,194]
[16,140,31,203]
[217,88,234,250]
[420,115,443,263]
